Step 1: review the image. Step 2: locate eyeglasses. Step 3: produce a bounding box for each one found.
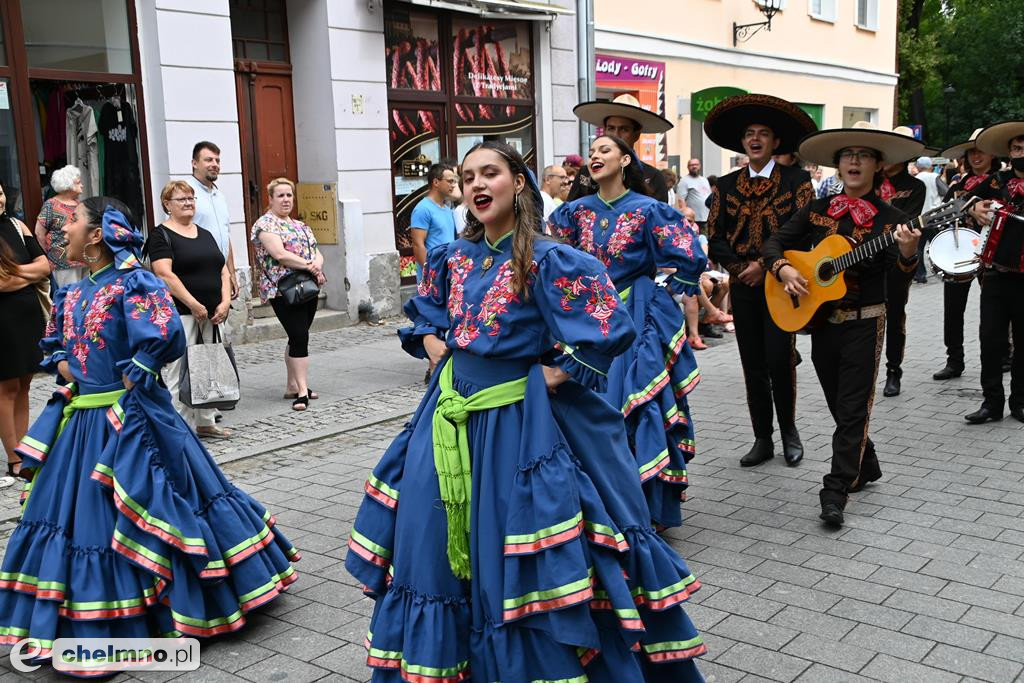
[169,197,196,204]
[838,150,878,162]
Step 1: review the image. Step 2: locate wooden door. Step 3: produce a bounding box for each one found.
[235,63,298,270]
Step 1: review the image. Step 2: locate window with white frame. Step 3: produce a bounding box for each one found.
[842,107,877,127]
[856,0,878,30]
[809,0,836,22]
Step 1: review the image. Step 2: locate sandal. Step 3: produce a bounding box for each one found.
[196,425,233,440]
[689,335,708,350]
[292,394,310,412]
[284,389,318,400]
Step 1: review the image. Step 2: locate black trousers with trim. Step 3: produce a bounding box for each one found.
[812,314,885,508]
[885,268,911,374]
[942,279,974,368]
[730,279,797,439]
[979,270,1024,412]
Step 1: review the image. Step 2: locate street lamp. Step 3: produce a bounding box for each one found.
[734,0,783,47]
[943,85,956,148]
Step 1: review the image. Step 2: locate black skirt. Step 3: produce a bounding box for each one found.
[0,287,44,380]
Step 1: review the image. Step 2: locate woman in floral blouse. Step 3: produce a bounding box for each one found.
[251,177,325,411]
[34,165,84,289]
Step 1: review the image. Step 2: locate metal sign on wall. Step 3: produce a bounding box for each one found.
[296,183,338,245]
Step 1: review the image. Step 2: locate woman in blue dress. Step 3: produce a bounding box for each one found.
[548,135,707,530]
[0,198,299,675]
[345,141,706,682]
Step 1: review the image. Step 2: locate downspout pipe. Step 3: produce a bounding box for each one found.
[577,0,595,156]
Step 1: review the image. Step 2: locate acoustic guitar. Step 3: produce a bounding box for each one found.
[765,198,970,333]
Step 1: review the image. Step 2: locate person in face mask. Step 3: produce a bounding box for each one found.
[960,121,1024,425]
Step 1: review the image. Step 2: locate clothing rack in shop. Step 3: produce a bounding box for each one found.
[61,82,125,105]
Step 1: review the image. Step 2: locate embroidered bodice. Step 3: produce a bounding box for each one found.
[40,265,186,390]
[401,234,636,387]
[547,190,707,293]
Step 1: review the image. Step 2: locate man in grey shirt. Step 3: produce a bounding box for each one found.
[186,141,239,299]
[678,158,711,231]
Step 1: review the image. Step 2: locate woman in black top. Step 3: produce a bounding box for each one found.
[146,180,231,439]
[0,180,52,480]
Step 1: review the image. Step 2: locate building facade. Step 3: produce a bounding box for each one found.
[592,0,899,175]
[0,0,578,335]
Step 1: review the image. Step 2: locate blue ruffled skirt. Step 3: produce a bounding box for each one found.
[345,351,706,683]
[0,381,299,675]
[603,277,700,529]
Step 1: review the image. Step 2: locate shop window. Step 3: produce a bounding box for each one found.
[230,0,290,63]
[19,0,132,73]
[384,10,441,91]
[0,79,22,219]
[451,17,532,100]
[842,107,876,127]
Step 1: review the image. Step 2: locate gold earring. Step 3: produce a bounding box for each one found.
[81,243,101,264]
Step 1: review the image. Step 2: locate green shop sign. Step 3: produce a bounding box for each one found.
[691,87,749,121]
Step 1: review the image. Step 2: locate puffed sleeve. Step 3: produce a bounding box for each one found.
[534,244,636,391]
[644,202,708,296]
[119,269,187,388]
[39,286,68,375]
[546,200,580,244]
[398,243,451,359]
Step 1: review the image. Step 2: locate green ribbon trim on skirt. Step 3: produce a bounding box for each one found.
[432,360,528,579]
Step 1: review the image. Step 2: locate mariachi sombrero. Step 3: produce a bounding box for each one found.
[573,93,674,134]
[797,121,926,167]
[975,120,1024,157]
[941,128,985,159]
[891,126,939,162]
[703,94,817,155]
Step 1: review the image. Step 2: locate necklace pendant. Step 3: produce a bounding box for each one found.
[599,218,610,232]
[482,255,494,271]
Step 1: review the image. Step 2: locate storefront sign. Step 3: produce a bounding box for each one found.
[594,54,667,168]
[296,183,338,246]
[690,87,748,122]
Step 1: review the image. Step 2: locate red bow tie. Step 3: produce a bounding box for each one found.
[963,174,988,192]
[1008,177,1024,199]
[878,178,896,201]
[828,194,878,228]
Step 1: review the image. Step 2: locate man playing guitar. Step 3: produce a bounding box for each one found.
[762,123,923,528]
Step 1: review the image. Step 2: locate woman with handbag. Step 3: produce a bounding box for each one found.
[146,180,232,438]
[251,177,325,412]
[34,165,85,289]
[0,198,300,672]
[0,180,51,482]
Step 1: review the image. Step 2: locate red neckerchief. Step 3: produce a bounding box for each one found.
[878,178,896,201]
[963,174,988,192]
[828,194,878,228]
[1007,177,1024,199]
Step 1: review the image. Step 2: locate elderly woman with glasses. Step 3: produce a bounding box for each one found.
[145,180,232,438]
[34,165,85,288]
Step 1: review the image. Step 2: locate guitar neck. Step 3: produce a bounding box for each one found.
[830,212,929,274]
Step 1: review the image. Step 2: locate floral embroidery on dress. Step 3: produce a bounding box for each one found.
[553,273,619,337]
[453,317,480,348]
[446,250,474,319]
[475,261,537,337]
[574,208,597,255]
[126,289,176,339]
[652,222,695,257]
[604,210,646,263]
[62,288,82,344]
[550,221,575,242]
[418,267,440,298]
[73,279,126,375]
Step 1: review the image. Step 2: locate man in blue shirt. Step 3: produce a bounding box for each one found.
[410,163,457,279]
[186,141,238,299]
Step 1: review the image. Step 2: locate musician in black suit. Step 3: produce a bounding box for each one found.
[569,94,670,202]
[963,121,1024,424]
[763,123,924,528]
[877,127,927,397]
[704,94,818,468]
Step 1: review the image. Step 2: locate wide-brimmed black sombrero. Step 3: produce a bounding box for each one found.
[798,121,926,167]
[574,94,674,134]
[975,121,1024,157]
[703,94,817,155]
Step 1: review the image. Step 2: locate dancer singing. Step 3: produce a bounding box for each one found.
[0,199,299,674]
[548,134,707,529]
[345,142,706,682]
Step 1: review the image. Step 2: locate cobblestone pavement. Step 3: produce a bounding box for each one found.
[3,277,1024,682]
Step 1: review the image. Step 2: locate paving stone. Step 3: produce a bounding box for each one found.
[311,643,372,681]
[690,529,759,553]
[841,623,934,662]
[710,615,800,651]
[901,614,995,653]
[199,640,279,674]
[714,643,810,682]
[836,529,910,552]
[803,555,879,580]
[960,606,1024,640]
[701,567,777,595]
[780,633,873,673]
[793,663,876,682]
[744,542,817,567]
[687,603,732,630]
[701,589,786,621]
[259,625,347,661]
[884,588,969,621]
[698,660,747,683]
[923,643,1023,683]
[922,559,1000,587]
[859,653,960,683]
[690,547,765,573]
[769,607,857,641]
[751,560,828,589]
[827,598,914,631]
[983,634,1024,661]
[759,582,841,613]
[235,653,328,683]
[866,566,947,595]
[814,575,894,602]
[937,582,1023,614]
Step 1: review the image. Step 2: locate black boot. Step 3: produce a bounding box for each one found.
[698,323,723,339]
[933,362,964,380]
[820,503,844,527]
[740,438,774,467]
[883,369,901,397]
[965,404,1003,424]
[780,425,803,466]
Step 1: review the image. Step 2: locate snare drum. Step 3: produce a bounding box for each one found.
[928,226,982,282]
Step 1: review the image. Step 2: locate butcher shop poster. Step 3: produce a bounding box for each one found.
[594,54,667,169]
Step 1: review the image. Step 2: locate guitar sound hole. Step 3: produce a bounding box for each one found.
[818,262,835,281]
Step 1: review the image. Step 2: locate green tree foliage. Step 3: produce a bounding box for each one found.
[898,0,1024,149]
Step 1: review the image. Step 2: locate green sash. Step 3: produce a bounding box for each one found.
[432,360,528,579]
[59,389,126,436]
